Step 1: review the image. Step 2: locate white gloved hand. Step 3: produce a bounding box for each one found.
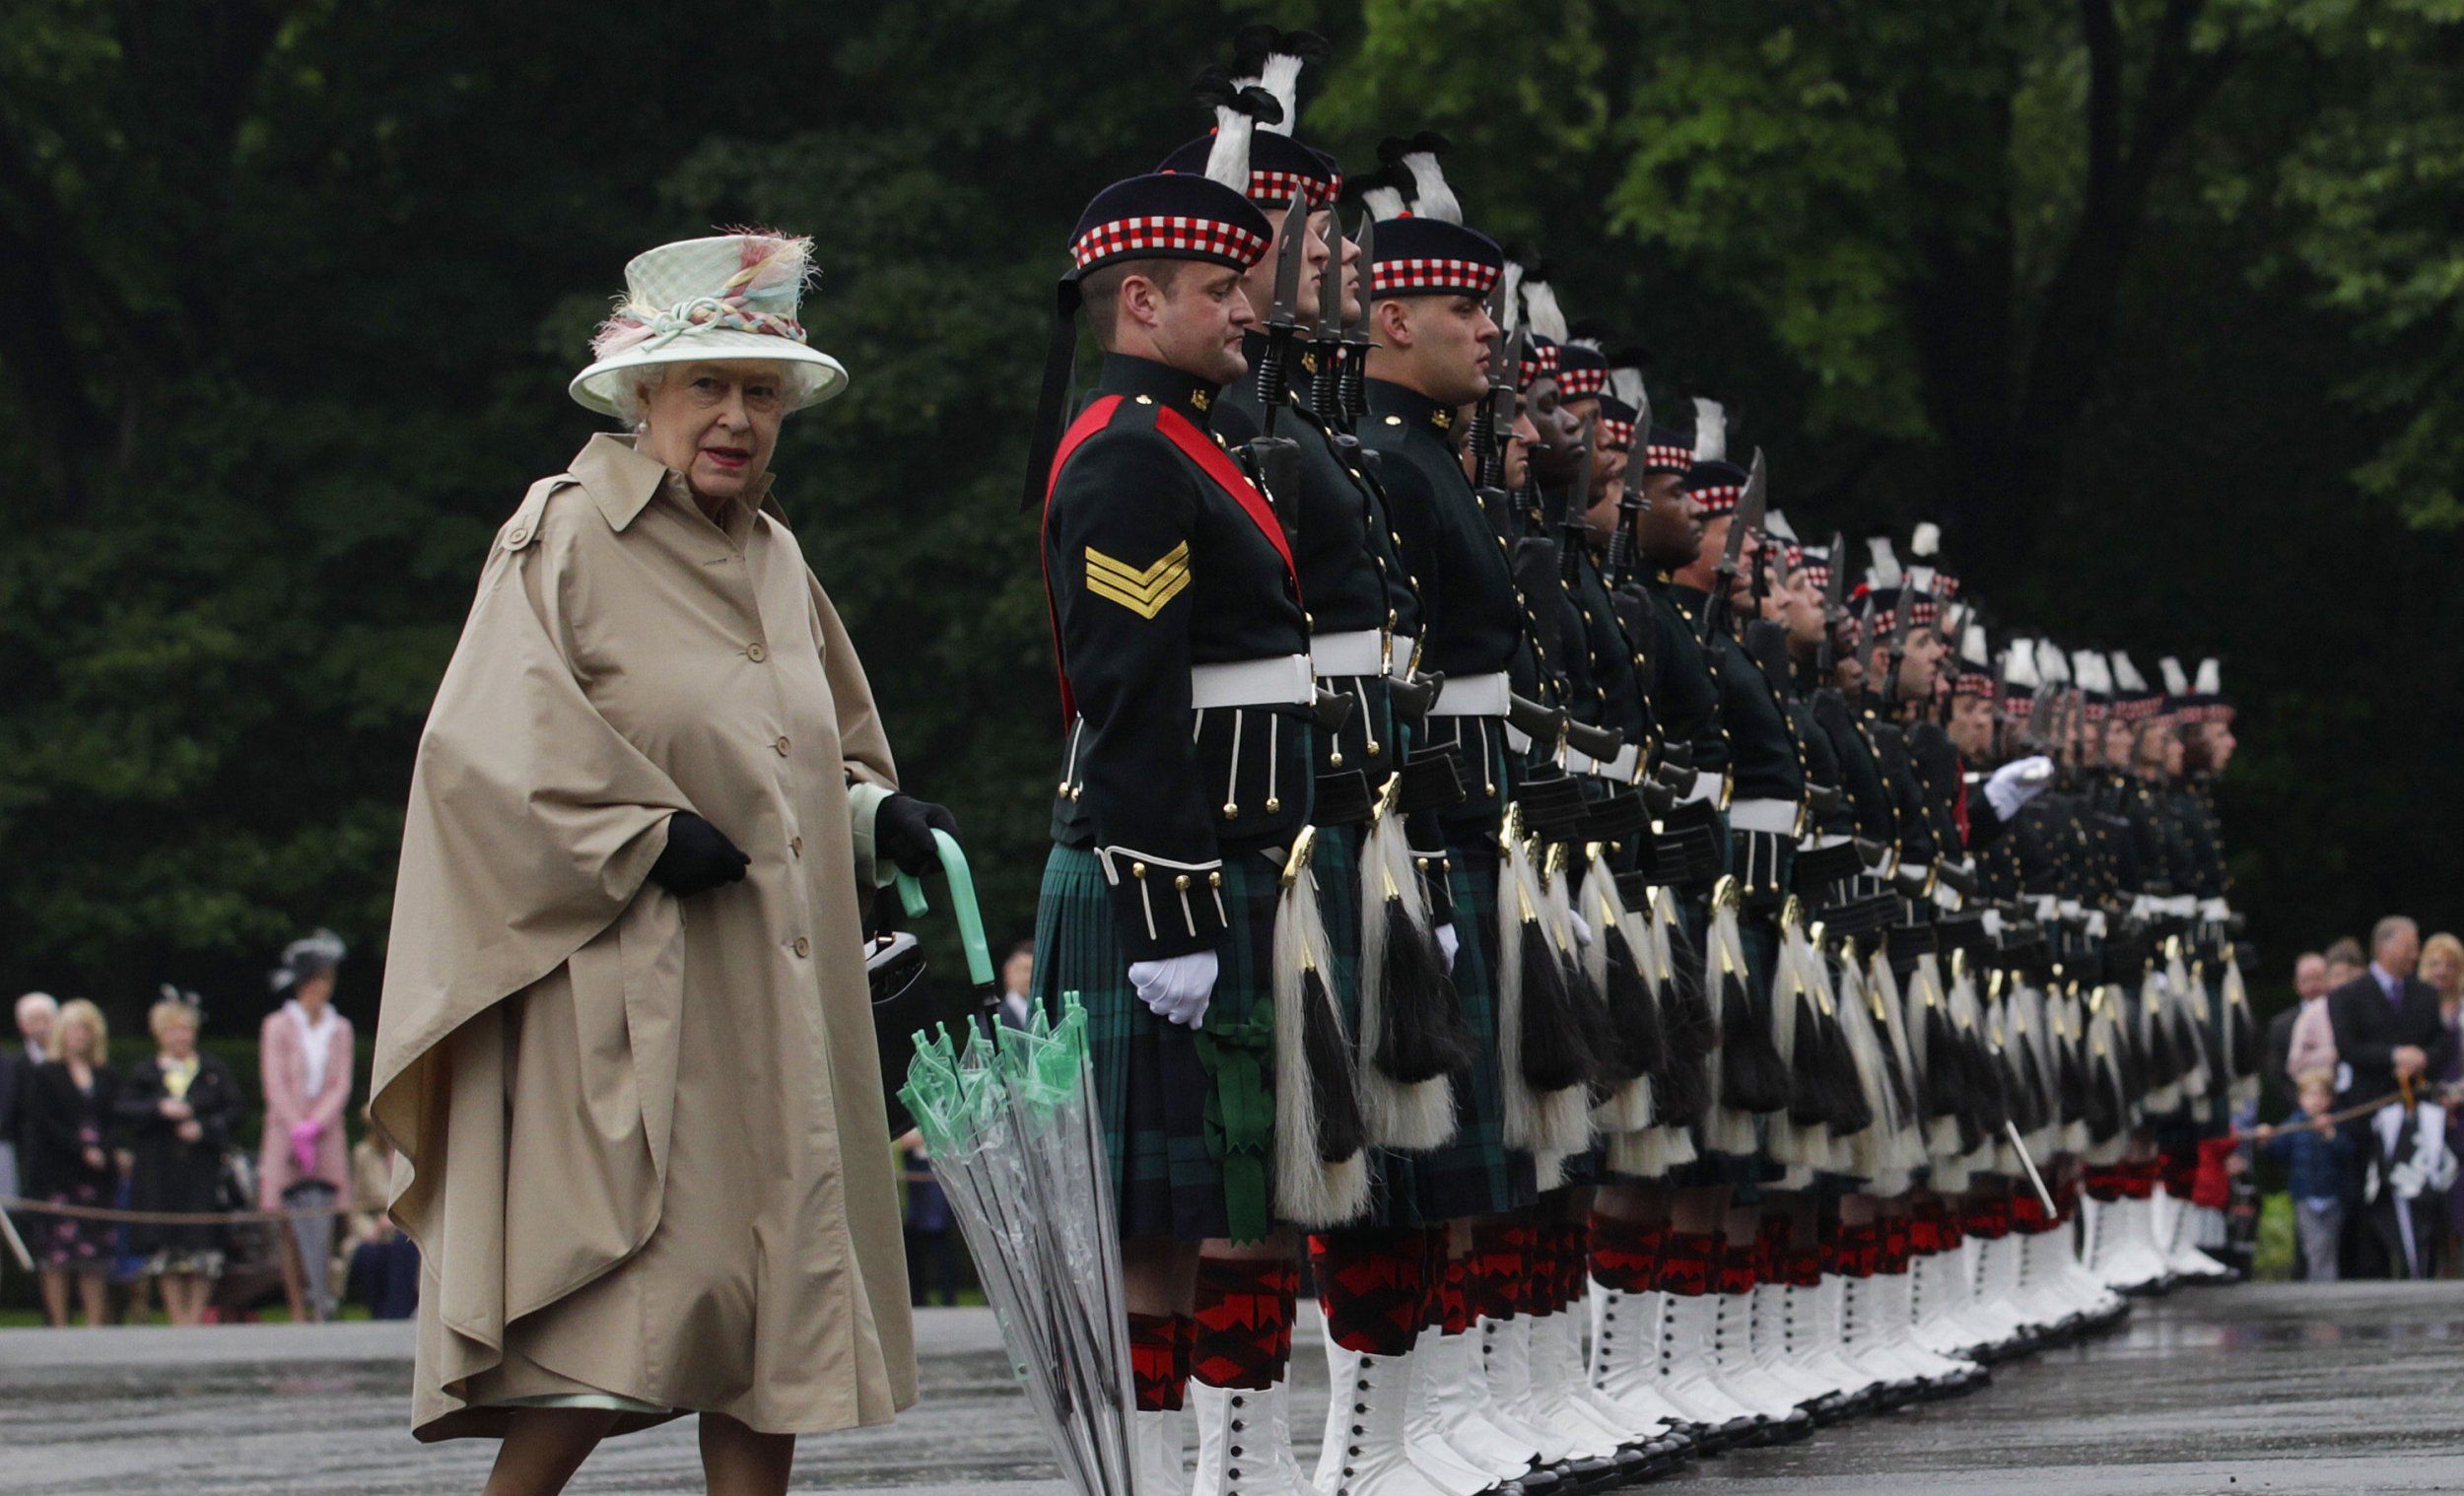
[1433,922,1460,974]
[1984,755,2056,820]
[1129,950,1219,1029]
[1567,912,1594,948]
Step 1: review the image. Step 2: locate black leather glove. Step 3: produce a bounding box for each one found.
[875,794,960,878]
[649,811,749,897]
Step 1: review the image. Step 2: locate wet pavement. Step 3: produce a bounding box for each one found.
[2,1281,2460,1493]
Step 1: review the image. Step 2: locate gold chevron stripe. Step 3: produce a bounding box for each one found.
[1086,542,1189,590]
[1084,557,1188,596]
[1085,544,1192,618]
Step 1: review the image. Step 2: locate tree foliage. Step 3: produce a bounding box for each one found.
[0,0,2458,1028]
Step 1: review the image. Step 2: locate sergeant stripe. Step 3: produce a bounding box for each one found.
[1086,542,1192,618]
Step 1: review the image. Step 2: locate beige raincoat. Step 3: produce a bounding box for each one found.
[372,433,917,1441]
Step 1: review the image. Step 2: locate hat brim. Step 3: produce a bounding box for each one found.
[569,331,849,417]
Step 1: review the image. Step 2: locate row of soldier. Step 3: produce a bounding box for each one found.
[1027,28,2252,1496]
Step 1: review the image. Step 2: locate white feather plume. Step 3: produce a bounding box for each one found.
[2111,650,2151,694]
[1362,181,1407,221]
[2037,640,2071,684]
[1251,52,1305,136]
[1202,102,1258,193]
[2005,637,2040,688]
[1765,507,1799,543]
[2195,657,2222,695]
[1691,396,1727,462]
[1911,521,1942,559]
[1608,364,1647,409]
[1523,276,1569,342]
[1962,622,1990,668]
[1401,147,1461,225]
[1865,537,1901,589]
[2071,650,2111,694]
[2159,655,2189,697]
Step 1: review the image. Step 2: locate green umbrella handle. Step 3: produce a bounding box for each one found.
[893,828,996,987]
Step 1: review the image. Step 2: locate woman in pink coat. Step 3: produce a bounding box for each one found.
[260,929,354,1322]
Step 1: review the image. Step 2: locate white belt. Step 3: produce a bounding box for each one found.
[1310,629,1386,679]
[1729,797,1800,835]
[1567,742,1640,782]
[1678,769,1722,805]
[1191,654,1315,710]
[1812,833,1851,850]
[2155,895,2197,918]
[2058,899,2083,920]
[1932,881,1964,913]
[1389,634,1417,683]
[1426,670,1510,717]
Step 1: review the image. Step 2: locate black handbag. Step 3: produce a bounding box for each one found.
[867,828,998,1135]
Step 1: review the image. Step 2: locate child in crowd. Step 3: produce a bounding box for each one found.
[2255,1070,2359,1282]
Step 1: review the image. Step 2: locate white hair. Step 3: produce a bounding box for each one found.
[16,990,56,1025]
[612,366,671,430]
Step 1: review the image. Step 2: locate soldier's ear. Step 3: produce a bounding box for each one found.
[1372,296,1410,349]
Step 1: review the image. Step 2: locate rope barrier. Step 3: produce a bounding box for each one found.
[0,1194,356,1227]
[2233,1078,2461,1140]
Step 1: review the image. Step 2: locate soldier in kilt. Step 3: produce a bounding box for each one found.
[1024,140,1335,1491]
[1150,33,1482,1491]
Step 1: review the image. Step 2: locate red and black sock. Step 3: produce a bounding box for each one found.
[1588,1212,1665,1294]
[1311,1228,1430,1359]
[1554,1222,1590,1310]
[1438,1255,1473,1335]
[1656,1230,1719,1297]
[1881,1216,1912,1274]
[1190,1257,1289,1391]
[1469,1220,1532,1322]
[1714,1230,1758,1296]
[1129,1312,1188,1412]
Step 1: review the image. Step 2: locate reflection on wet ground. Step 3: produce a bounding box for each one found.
[3,1282,2460,1493]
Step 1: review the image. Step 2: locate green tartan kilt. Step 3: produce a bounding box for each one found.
[1031,842,1284,1243]
[1386,839,1534,1223]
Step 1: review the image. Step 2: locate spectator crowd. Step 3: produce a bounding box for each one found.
[2248,916,2462,1280]
[0,932,418,1327]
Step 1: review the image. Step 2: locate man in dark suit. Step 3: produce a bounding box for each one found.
[2327,917,2455,1276]
[2267,950,2331,1114]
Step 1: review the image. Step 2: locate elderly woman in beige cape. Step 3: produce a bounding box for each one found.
[374,230,954,1496]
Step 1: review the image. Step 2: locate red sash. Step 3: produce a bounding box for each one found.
[1039,395,1299,723]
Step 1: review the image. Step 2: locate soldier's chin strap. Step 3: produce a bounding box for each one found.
[1021,278,1086,511]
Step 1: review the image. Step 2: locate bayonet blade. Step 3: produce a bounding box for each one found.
[1267,209,1307,328]
[1822,529,1848,619]
[1310,210,1344,342]
[1737,446,1768,539]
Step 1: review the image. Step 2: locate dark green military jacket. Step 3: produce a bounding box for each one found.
[1361,378,1525,833]
[1811,688,1899,847]
[1572,542,1656,754]
[1652,580,1730,782]
[1044,354,1313,958]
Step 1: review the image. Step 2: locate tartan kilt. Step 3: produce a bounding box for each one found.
[1031,841,1282,1243]
[1388,838,1534,1223]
